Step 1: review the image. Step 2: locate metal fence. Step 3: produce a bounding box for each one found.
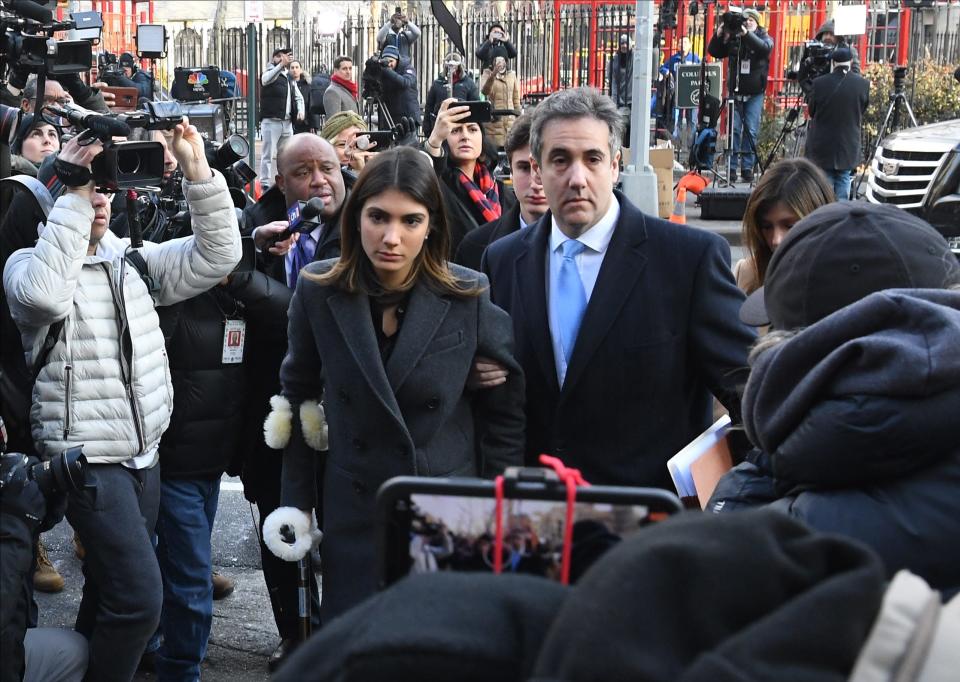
[156,0,958,142]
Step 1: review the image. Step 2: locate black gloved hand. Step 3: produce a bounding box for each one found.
[0,454,46,533]
[58,73,93,103]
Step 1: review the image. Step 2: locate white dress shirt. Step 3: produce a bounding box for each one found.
[547,198,620,386]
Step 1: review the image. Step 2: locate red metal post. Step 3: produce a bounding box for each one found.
[897,8,910,65]
[553,1,561,90]
[812,0,827,38]
[705,2,715,62]
[588,0,599,87]
[765,0,781,98]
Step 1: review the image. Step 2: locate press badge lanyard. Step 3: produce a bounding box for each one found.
[211,291,246,365]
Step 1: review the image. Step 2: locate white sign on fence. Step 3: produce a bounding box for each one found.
[244,1,264,24]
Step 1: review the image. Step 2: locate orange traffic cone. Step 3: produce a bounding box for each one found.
[670,186,687,224]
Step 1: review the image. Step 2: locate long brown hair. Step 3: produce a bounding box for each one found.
[742,158,834,286]
[308,146,482,298]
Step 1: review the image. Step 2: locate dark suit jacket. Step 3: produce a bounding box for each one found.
[453,203,523,271]
[280,261,525,622]
[805,69,870,171]
[483,192,755,490]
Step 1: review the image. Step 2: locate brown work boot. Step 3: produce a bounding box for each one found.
[212,571,235,600]
[33,540,65,593]
[73,531,85,561]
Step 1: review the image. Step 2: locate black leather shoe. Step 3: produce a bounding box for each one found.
[741,169,754,183]
[268,638,297,673]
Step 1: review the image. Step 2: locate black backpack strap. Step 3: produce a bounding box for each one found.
[32,319,65,381]
[124,249,158,296]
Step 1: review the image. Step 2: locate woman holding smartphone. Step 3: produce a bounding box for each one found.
[263,146,525,624]
[423,97,515,256]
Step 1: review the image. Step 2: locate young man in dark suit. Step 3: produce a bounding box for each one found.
[483,87,756,489]
[454,113,548,271]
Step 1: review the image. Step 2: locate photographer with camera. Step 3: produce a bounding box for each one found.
[423,52,479,138]
[803,47,869,201]
[814,18,861,74]
[708,8,773,183]
[260,48,305,191]
[476,23,518,77]
[376,6,420,61]
[117,52,153,100]
[1,425,88,682]
[362,46,421,146]
[2,117,241,681]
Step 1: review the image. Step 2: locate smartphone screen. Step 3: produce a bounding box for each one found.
[376,477,681,588]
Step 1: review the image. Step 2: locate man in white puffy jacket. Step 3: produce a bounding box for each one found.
[2,119,241,682]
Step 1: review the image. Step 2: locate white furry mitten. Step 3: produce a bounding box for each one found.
[263,395,293,449]
[262,507,323,562]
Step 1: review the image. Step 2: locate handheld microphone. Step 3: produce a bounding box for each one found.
[274,197,326,243]
[52,104,132,139]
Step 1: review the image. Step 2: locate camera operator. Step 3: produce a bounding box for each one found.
[708,8,773,183]
[476,23,518,76]
[814,18,861,74]
[260,48,305,191]
[362,46,421,146]
[2,118,241,681]
[376,7,420,61]
[1,431,88,682]
[117,53,154,100]
[804,47,869,201]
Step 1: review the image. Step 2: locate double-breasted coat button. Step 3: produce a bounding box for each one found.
[426,396,440,410]
[396,445,407,458]
[353,438,366,450]
[352,480,367,495]
[338,389,350,404]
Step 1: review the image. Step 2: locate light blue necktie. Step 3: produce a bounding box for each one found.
[555,239,587,364]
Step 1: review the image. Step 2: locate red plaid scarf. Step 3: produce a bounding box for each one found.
[456,162,502,223]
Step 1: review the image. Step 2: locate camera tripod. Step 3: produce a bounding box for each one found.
[852,66,917,197]
[362,94,396,134]
[762,100,807,168]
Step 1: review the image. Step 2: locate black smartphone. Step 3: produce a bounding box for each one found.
[357,130,395,151]
[459,100,493,123]
[375,473,683,589]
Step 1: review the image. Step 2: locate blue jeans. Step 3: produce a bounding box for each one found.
[66,464,162,682]
[732,93,764,174]
[825,168,853,200]
[155,477,221,682]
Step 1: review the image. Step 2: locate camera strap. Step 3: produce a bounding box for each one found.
[492,455,590,585]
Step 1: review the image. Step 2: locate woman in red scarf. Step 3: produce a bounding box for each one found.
[423,97,515,259]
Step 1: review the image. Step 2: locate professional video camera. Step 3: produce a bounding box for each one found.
[720,7,746,35]
[786,40,836,83]
[98,50,120,77]
[42,100,184,190]
[0,0,95,80]
[362,53,397,99]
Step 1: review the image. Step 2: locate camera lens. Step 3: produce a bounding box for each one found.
[28,447,87,497]
[117,150,141,174]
